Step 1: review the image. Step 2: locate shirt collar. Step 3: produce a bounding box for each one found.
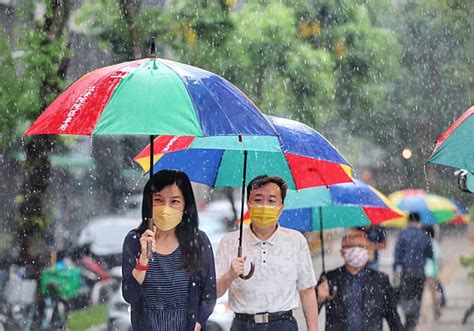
[247,225,281,246]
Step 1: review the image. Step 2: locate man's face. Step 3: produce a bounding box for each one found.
[340,234,370,255]
[247,182,284,209]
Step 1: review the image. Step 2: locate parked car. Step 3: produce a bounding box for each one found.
[75,216,138,268]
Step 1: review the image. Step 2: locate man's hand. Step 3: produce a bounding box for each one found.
[216,256,247,298]
[229,256,246,280]
[316,279,336,303]
[194,322,201,331]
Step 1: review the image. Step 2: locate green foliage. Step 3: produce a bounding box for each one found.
[0,29,19,148]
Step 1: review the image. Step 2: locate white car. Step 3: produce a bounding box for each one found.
[75,216,138,267]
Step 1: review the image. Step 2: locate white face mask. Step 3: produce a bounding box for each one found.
[343,247,369,268]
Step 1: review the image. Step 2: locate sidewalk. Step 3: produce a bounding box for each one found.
[294,224,474,330]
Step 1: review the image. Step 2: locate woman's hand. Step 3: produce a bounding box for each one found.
[139,225,156,265]
[194,322,201,331]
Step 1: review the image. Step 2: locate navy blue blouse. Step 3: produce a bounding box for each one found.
[122,230,217,331]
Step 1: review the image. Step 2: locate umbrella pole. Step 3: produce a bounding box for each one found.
[147,134,155,258]
[319,206,325,275]
[238,149,254,280]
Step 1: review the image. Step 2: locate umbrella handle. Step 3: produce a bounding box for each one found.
[146,218,153,259]
[237,246,255,280]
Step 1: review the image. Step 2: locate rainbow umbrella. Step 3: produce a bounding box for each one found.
[427,106,474,173]
[24,57,277,138]
[24,46,280,261]
[447,200,471,225]
[278,180,405,273]
[134,115,353,190]
[389,189,458,226]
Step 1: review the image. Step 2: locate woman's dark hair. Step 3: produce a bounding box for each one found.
[136,170,202,276]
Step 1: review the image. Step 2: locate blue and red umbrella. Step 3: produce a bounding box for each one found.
[134,115,353,189]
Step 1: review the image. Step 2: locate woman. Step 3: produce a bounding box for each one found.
[122,170,216,330]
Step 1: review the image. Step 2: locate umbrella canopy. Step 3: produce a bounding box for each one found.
[279,180,405,231]
[447,200,471,225]
[427,106,474,173]
[389,189,458,226]
[134,115,353,190]
[24,57,278,137]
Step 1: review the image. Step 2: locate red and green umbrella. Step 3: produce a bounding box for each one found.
[388,189,459,226]
[134,115,353,190]
[24,49,279,262]
[427,106,474,173]
[24,57,277,138]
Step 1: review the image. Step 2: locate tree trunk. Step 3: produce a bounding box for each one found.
[17,0,71,278]
[119,0,143,59]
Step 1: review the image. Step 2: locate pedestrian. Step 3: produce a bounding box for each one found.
[393,212,433,330]
[357,225,386,270]
[121,170,216,331]
[423,225,445,320]
[216,175,318,331]
[316,229,401,330]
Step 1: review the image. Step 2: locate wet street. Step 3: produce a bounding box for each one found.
[293,224,474,330]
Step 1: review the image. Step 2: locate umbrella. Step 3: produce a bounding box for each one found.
[279,180,405,273]
[134,115,353,190]
[24,42,279,261]
[134,115,353,277]
[427,106,474,173]
[447,200,471,225]
[389,189,458,226]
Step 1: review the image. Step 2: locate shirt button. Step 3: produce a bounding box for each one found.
[263,242,266,245]
[263,251,266,254]
[263,260,266,263]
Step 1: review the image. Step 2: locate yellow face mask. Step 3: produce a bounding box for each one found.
[152,206,183,231]
[249,205,281,229]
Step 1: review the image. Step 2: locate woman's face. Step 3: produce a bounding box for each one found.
[152,184,185,212]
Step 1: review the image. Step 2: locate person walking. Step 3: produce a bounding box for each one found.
[316,229,401,330]
[423,225,445,320]
[216,175,318,331]
[122,170,216,331]
[393,212,433,330]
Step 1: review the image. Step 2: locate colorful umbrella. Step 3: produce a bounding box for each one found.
[427,106,474,173]
[389,189,458,226]
[278,180,405,273]
[24,44,279,262]
[447,200,471,225]
[24,57,277,138]
[134,115,353,190]
[279,180,404,231]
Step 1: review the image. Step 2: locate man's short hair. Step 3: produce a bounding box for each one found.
[408,212,421,223]
[341,229,370,249]
[246,175,288,202]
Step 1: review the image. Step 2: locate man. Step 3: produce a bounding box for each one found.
[316,229,401,331]
[393,212,433,330]
[216,175,318,331]
[358,225,386,270]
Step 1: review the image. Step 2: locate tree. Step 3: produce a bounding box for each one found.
[15,0,72,276]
